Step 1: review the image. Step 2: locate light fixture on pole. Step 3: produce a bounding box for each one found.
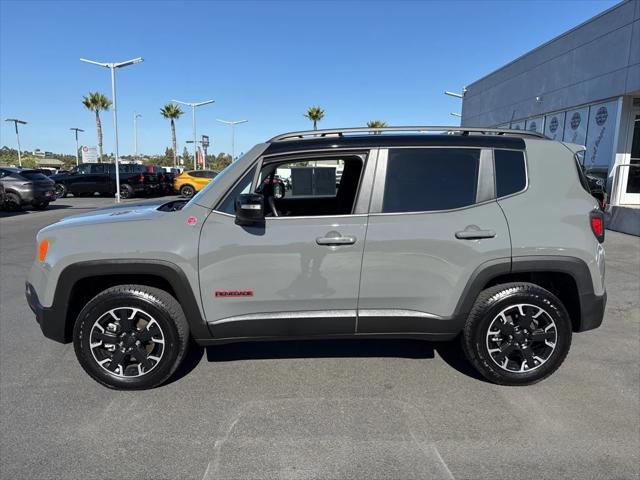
[80,56,144,202]
[172,99,214,170]
[133,112,142,160]
[70,128,84,166]
[5,118,27,167]
[216,119,247,161]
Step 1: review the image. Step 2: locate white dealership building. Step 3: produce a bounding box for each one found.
[461,0,639,234]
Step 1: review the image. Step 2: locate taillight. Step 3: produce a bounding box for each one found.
[139,173,145,183]
[590,210,605,243]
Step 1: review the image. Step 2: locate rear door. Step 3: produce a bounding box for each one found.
[357,147,511,334]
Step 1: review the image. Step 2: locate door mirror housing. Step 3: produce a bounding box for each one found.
[235,193,265,226]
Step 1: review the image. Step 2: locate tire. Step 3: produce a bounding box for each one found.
[461,282,572,386]
[180,184,195,198]
[54,183,67,199]
[32,201,49,210]
[119,184,134,200]
[4,192,22,211]
[73,285,190,390]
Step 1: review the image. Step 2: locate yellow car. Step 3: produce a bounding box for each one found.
[174,170,218,198]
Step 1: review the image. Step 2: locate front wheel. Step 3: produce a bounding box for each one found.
[73,285,190,390]
[462,282,572,386]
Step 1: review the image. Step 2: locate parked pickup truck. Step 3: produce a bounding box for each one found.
[52,163,160,199]
[146,165,177,195]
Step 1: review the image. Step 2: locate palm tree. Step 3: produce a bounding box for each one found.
[160,103,184,166]
[304,106,325,130]
[82,92,112,162]
[367,120,388,128]
[367,120,388,134]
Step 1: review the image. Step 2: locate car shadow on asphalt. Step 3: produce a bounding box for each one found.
[0,204,75,218]
[166,337,487,385]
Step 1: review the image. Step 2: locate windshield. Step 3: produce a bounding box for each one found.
[186,160,240,207]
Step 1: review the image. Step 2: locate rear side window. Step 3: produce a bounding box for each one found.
[494,150,526,197]
[382,148,480,213]
[20,171,49,181]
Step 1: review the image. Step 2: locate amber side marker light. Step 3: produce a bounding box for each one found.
[37,239,49,262]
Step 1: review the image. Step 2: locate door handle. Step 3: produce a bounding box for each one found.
[316,235,357,246]
[455,227,496,240]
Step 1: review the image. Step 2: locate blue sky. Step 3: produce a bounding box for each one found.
[0,0,619,157]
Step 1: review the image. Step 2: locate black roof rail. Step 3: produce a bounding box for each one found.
[268,126,547,142]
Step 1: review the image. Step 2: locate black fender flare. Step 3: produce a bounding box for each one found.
[40,259,208,343]
[452,255,603,332]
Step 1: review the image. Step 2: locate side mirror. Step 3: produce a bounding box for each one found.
[235,193,265,226]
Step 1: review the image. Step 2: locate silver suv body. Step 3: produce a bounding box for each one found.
[26,127,606,389]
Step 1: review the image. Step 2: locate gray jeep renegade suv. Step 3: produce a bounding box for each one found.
[26,126,606,389]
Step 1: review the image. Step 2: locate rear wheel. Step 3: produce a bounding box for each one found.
[462,282,572,385]
[54,183,67,199]
[180,184,195,198]
[73,285,190,390]
[119,184,134,200]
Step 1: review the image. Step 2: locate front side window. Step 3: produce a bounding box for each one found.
[257,156,362,217]
[90,164,106,174]
[76,164,90,174]
[494,150,526,197]
[382,148,480,213]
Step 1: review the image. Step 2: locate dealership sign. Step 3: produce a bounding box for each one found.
[81,146,98,163]
[544,112,565,140]
[585,100,618,169]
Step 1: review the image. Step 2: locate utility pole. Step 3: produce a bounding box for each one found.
[81,56,144,202]
[70,128,84,166]
[172,99,214,170]
[216,119,247,161]
[5,118,27,167]
[134,112,142,160]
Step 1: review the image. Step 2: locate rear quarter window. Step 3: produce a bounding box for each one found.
[494,150,526,197]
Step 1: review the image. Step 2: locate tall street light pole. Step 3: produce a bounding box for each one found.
[216,119,247,161]
[5,118,27,167]
[70,128,84,166]
[81,56,144,202]
[134,112,142,160]
[172,99,214,170]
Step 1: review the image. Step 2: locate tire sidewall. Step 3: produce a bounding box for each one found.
[55,183,67,199]
[468,287,572,385]
[74,290,182,389]
[119,184,133,199]
[180,185,194,198]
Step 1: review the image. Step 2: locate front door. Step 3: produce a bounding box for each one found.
[198,151,375,339]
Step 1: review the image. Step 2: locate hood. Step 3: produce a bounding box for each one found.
[47,200,167,230]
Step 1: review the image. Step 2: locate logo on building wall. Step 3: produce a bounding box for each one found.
[570,112,581,130]
[595,107,608,126]
[549,117,559,133]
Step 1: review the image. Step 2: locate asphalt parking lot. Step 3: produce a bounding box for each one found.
[0,196,638,480]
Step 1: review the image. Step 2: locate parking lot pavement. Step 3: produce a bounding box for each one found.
[1,197,638,480]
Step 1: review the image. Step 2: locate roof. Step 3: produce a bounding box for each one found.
[264,126,535,155]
